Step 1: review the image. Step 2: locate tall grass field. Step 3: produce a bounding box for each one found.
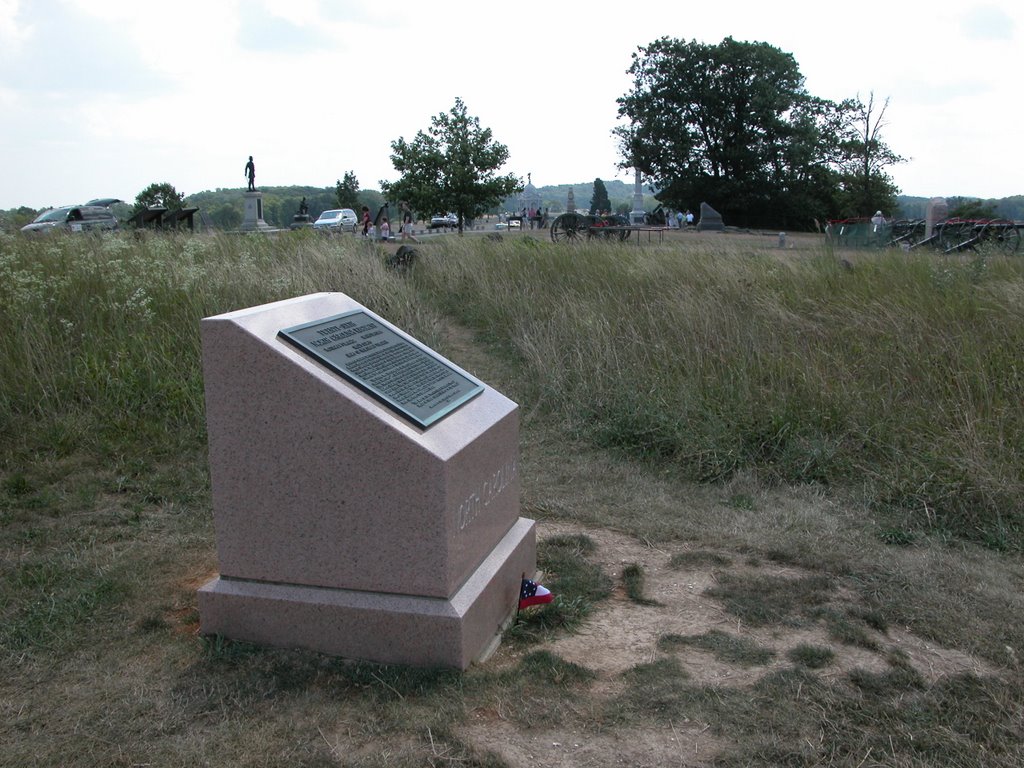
[1,228,1022,767]
[411,236,1024,550]
[4,231,1021,547]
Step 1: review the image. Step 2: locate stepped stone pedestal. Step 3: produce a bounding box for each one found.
[240,191,275,232]
[197,292,536,668]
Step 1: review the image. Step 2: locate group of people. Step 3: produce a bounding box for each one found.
[521,206,548,229]
[359,201,418,242]
[674,210,695,228]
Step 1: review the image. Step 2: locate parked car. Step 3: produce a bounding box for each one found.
[21,202,121,234]
[312,208,358,232]
[429,213,458,229]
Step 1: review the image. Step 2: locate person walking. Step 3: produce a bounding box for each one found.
[361,205,371,237]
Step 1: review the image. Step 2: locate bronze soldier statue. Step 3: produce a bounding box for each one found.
[245,155,256,191]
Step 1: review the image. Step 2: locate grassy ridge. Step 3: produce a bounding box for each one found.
[3,230,1020,547]
[412,238,1024,549]
[0,230,442,459]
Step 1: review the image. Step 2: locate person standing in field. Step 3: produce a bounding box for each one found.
[361,205,371,236]
[399,201,419,242]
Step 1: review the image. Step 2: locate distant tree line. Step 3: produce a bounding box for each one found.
[896,195,1024,222]
[4,188,1023,235]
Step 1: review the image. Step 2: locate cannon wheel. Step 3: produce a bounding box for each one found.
[888,219,924,249]
[609,214,631,241]
[939,219,979,253]
[550,213,589,243]
[988,221,1021,254]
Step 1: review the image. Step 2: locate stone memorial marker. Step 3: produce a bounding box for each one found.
[925,197,948,240]
[695,201,724,232]
[197,292,537,669]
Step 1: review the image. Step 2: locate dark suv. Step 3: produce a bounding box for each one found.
[21,202,120,234]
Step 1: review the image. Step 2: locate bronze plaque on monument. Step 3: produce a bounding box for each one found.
[278,310,484,429]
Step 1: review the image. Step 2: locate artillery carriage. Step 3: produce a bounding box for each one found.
[828,217,1021,255]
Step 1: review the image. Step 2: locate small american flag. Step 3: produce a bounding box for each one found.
[519,578,553,610]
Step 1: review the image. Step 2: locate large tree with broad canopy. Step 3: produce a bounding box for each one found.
[615,37,902,228]
[381,98,521,232]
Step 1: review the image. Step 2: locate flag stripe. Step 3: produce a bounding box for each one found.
[519,578,554,610]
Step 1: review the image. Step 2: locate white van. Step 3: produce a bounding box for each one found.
[312,208,358,232]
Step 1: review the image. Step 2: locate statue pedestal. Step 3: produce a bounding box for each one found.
[240,191,275,232]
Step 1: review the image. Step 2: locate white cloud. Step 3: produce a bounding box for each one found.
[0,0,31,56]
[237,5,335,53]
[2,0,1022,209]
[0,1,168,95]
[961,4,1015,40]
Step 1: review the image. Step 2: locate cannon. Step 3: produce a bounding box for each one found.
[549,212,632,243]
[827,217,1021,254]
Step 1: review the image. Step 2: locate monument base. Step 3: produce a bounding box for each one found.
[198,517,536,669]
[239,191,276,232]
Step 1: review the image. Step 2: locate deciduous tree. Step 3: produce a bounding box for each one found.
[335,171,360,210]
[381,98,521,231]
[947,197,998,219]
[616,37,812,226]
[207,203,242,230]
[832,93,905,217]
[134,182,185,213]
[589,178,611,214]
[615,37,904,229]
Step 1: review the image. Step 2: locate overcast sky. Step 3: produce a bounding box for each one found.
[1,0,1021,211]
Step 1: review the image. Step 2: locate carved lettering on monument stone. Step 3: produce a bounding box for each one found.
[457,456,518,531]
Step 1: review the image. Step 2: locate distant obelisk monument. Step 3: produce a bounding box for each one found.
[630,168,645,224]
[240,154,274,232]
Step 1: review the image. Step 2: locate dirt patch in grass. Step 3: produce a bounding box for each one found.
[459,718,726,768]
[458,522,1004,766]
